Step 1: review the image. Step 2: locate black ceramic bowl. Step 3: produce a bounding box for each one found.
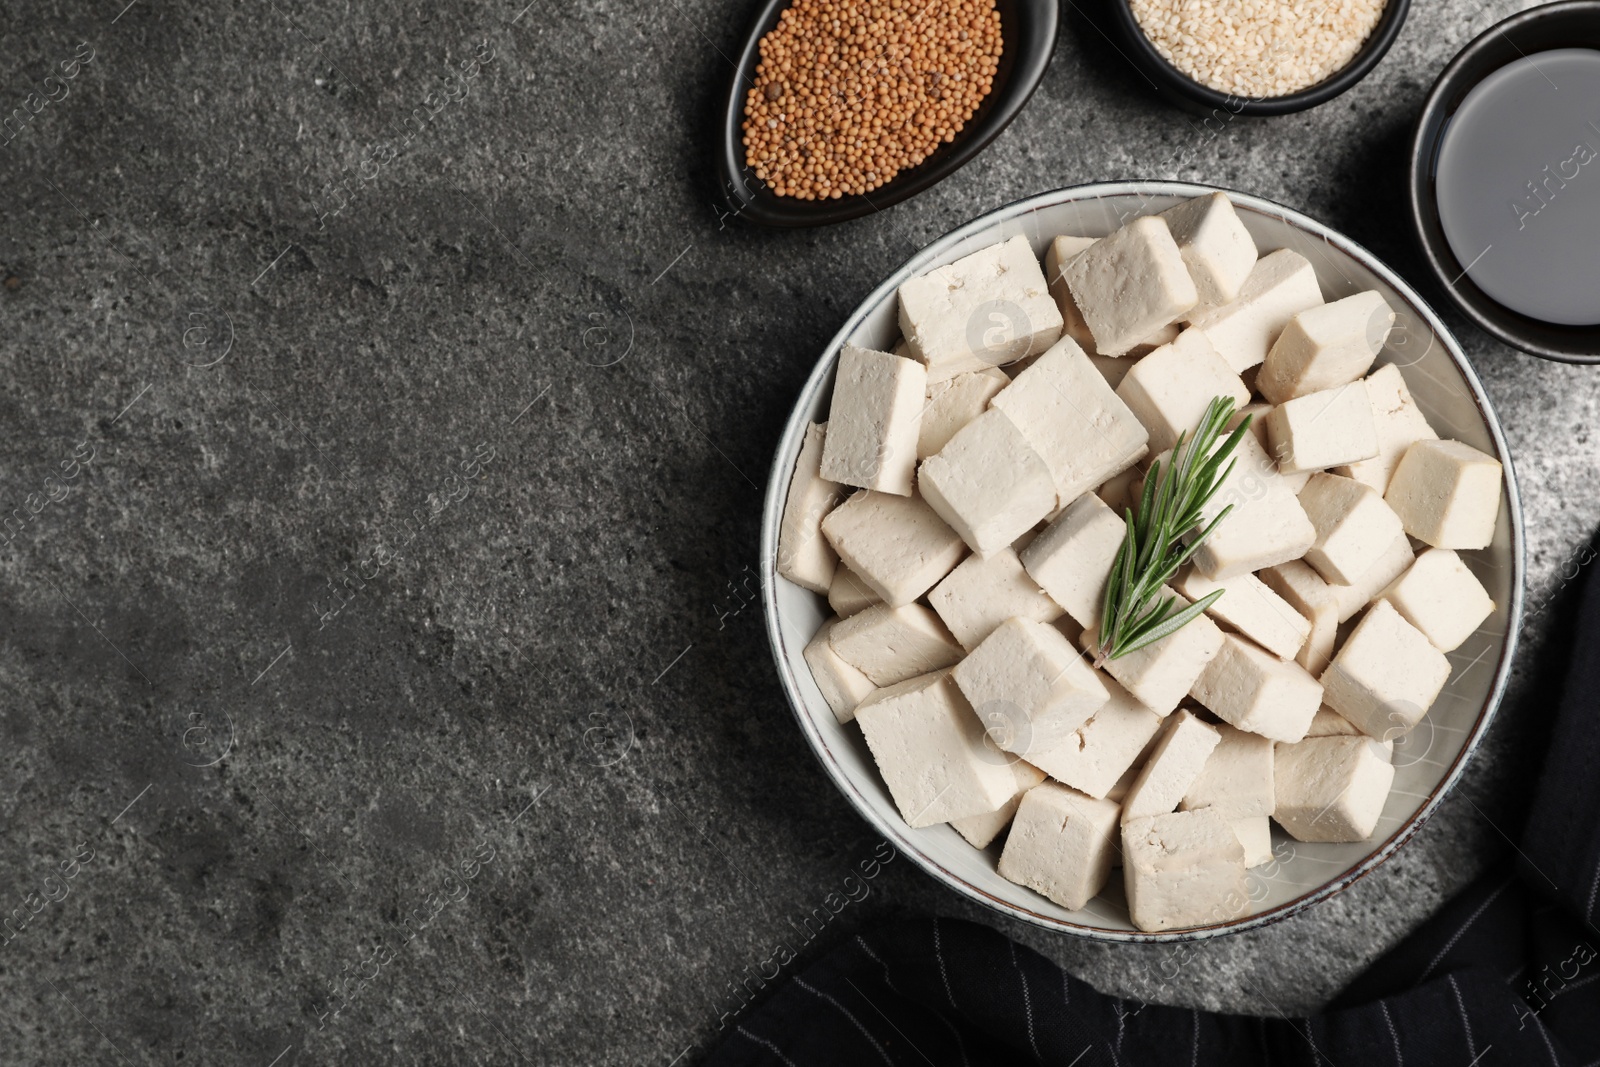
[715,0,1058,227]
[1409,0,1600,363]
[1106,0,1409,116]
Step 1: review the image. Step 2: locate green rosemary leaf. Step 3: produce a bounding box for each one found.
[1117,590,1226,658]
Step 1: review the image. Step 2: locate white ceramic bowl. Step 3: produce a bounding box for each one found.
[761,182,1525,941]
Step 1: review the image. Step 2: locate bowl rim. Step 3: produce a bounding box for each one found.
[759,179,1526,942]
[714,0,1059,228]
[1406,0,1600,363]
[1104,0,1411,116]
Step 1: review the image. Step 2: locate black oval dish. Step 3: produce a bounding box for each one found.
[1409,0,1600,363]
[1106,0,1409,116]
[715,0,1058,228]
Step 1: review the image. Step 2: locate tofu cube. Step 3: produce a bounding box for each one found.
[1297,473,1407,586]
[1320,600,1451,739]
[1026,676,1163,798]
[917,367,1010,459]
[952,618,1110,755]
[1256,291,1394,404]
[1097,465,1140,515]
[1157,192,1259,306]
[1329,532,1415,623]
[1384,439,1504,550]
[1081,603,1226,716]
[919,409,1057,556]
[1115,329,1251,453]
[998,782,1121,910]
[1173,568,1311,661]
[778,422,845,593]
[1187,248,1324,372]
[1334,364,1439,494]
[928,547,1063,652]
[1264,383,1380,475]
[1379,548,1495,653]
[1190,634,1323,743]
[897,235,1065,381]
[950,760,1047,849]
[1274,735,1396,842]
[828,603,964,687]
[803,618,878,723]
[827,565,881,618]
[821,490,967,607]
[1229,402,1309,493]
[1045,234,1100,353]
[820,345,926,494]
[856,671,1020,826]
[1307,705,1361,736]
[991,339,1150,503]
[1019,493,1127,628]
[1175,432,1317,579]
[1230,816,1274,869]
[1258,561,1340,674]
[1123,809,1249,932]
[1121,709,1222,821]
[1180,723,1275,817]
[1061,216,1199,356]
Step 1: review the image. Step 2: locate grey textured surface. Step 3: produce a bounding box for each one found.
[0,0,1594,1063]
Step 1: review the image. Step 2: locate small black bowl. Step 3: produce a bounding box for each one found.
[1408,0,1600,363]
[1105,0,1409,116]
[715,0,1058,228]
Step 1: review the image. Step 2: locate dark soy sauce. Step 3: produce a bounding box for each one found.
[1435,47,1600,326]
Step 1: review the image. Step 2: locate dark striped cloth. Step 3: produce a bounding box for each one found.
[709,546,1600,1066]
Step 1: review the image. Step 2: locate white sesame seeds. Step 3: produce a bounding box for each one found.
[1130,0,1386,97]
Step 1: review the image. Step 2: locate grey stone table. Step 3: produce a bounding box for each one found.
[0,0,1593,1063]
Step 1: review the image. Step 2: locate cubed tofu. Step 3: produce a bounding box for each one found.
[1335,365,1439,494]
[1045,234,1100,353]
[1297,473,1407,585]
[1098,465,1141,515]
[919,409,1058,556]
[1256,292,1394,404]
[1258,561,1340,674]
[1062,216,1200,356]
[828,603,964,687]
[821,490,967,607]
[991,339,1150,503]
[928,547,1063,652]
[820,345,926,494]
[1122,709,1222,821]
[950,760,1048,849]
[1306,705,1361,736]
[1384,439,1504,550]
[1230,816,1274,868]
[778,422,845,593]
[1264,382,1380,475]
[1274,735,1395,842]
[827,565,882,618]
[1172,433,1317,580]
[803,618,878,723]
[898,235,1065,381]
[1180,723,1275,817]
[1379,548,1495,653]
[1190,634,1322,742]
[1230,404,1309,493]
[1320,600,1451,740]
[1187,248,1323,372]
[998,782,1121,910]
[1026,676,1164,798]
[952,618,1110,755]
[917,367,1010,459]
[1173,569,1311,661]
[1329,532,1415,623]
[1123,808,1249,932]
[856,671,1021,827]
[1081,603,1226,716]
[1020,493,1127,628]
[1157,192,1259,306]
[1115,330,1251,453]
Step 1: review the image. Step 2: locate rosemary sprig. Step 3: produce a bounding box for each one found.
[1092,396,1252,666]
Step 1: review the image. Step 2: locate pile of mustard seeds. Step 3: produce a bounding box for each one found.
[741,0,1003,200]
